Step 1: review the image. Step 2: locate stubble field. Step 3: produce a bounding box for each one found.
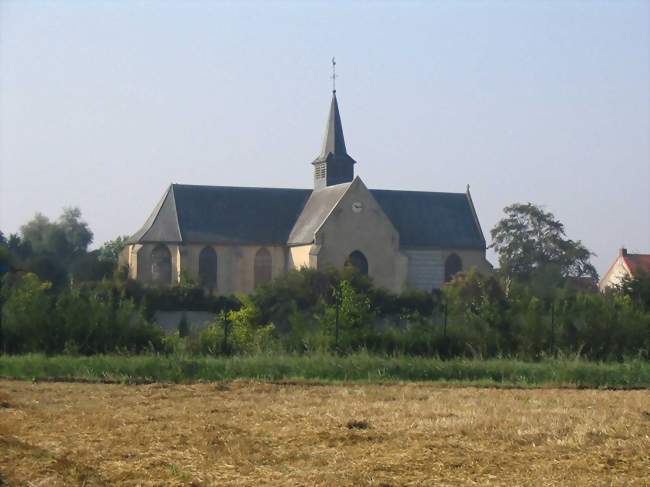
[0,380,649,486]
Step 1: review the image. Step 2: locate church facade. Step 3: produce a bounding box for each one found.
[122,92,491,294]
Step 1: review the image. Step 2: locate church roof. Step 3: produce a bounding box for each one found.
[128,185,182,243]
[287,182,351,244]
[371,189,485,249]
[128,184,311,245]
[129,183,486,250]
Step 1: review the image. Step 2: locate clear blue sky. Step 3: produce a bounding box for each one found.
[1,1,648,276]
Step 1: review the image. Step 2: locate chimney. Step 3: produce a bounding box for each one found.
[619,247,628,257]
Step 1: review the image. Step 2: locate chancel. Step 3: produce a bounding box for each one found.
[122,68,492,293]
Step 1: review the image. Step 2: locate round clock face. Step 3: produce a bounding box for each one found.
[352,201,363,213]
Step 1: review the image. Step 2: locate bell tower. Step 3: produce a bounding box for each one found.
[312,59,356,190]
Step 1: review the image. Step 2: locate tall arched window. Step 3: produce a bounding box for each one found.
[254,247,272,287]
[151,244,172,285]
[345,250,369,275]
[199,246,218,291]
[444,253,462,282]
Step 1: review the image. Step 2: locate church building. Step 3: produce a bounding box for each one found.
[122,90,491,294]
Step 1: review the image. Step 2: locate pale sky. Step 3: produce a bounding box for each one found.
[1,1,648,276]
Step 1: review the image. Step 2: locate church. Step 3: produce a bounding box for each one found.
[122,89,491,294]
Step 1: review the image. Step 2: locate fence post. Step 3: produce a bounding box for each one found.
[442,300,449,357]
[443,301,448,339]
[550,300,555,358]
[222,315,230,355]
[334,284,341,353]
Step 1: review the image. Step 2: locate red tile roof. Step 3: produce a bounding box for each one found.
[623,254,650,276]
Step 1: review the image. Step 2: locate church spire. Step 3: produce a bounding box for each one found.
[312,60,356,190]
[318,92,348,160]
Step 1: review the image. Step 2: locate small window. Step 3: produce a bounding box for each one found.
[254,247,272,287]
[444,253,462,282]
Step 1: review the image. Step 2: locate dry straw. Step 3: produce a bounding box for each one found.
[0,380,649,486]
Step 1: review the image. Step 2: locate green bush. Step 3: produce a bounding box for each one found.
[1,267,649,360]
[1,273,163,355]
[1,273,52,353]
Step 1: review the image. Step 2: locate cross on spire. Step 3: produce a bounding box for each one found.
[331,57,337,93]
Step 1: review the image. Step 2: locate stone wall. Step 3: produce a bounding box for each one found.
[312,178,408,293]
[287,244,313,270]
[403,248,492,291]
[127,243,286,294]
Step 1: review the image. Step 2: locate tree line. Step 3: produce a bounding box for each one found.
[1,204,648,360]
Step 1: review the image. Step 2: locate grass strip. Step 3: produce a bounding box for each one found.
[0,353,648,388]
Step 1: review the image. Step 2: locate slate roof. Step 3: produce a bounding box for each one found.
[128,184,311,245]
[287,182,351,244]
[312,93,356,167]
[128,185,181,243]
[371,189,486,249]
[315,93,349,161]
[129,183,486,250]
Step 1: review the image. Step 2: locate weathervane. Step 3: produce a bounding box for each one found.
[331,57,337,93]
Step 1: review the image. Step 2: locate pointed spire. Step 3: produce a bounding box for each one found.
[311,60,356,189]
[318,92,348,160]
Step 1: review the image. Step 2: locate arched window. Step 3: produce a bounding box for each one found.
[444,253,462,282]
[199,247,218,291]
[151,244,172,285]
[254,247,272,287]
[345,250,369,275]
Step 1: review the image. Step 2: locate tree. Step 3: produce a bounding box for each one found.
[69,251,114,283]
[0,232,14,274]
[20,213,54,255]
[7,233,32,260]
[617,272,650,312]
[490,203,597,286]
[1,273,52,353]
[20,207,93,262]
[98,236,129,265]
[57,207,93,255]
[17,208,94,286]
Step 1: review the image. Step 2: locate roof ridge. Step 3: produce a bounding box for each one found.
[465,187,486,245]
[169,185,183,242]
[313,179,358,238]
[370,188,467,196]
[171,183,311,191]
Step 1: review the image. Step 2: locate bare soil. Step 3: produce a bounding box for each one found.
[0,380,648,486]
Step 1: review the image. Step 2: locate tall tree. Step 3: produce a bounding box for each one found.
[20,213,54,255]
[20,207,93,262]
[57,207,93,255]
[15,208,94,286]
[490,203,597,285]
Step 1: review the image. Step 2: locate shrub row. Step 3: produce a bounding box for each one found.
[1,268,649,360]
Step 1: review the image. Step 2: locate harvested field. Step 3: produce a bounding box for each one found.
[0,380,649,486]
